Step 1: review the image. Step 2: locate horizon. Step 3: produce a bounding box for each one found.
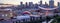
[0,0,60,6]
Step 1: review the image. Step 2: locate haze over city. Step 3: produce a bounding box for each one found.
[0,0,60,23]
[0,0,60,6]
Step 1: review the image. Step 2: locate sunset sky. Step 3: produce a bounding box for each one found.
[0,0,60,6]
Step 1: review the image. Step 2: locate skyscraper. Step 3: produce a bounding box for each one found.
[29,2,33,6]
[34,3,38,9]
[49,0,54,8]
[25,2,28,6]
[20,2,24,8]
[20,2,23,5]
[40,0,42,6]
[25,2,28,8]
[29,2,33,8]
[44,2,48,8]
[58,2,60,7]
[58,2,60,10]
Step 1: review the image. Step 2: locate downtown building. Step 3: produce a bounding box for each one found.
[44,2,49,8]
[49,0,54,8]
[29,2,34,9]
[54,2,60,13]
[58,2,60,10]
[58,2,60,8]
[39,0,42,6]
[20,2,25,8]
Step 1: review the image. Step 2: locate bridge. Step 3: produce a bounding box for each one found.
[38,6,58,10]
[38,6,58,16]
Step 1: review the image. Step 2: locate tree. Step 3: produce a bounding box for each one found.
[51,14,60,23]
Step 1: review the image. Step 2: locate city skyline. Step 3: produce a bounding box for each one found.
[0,0,60,6]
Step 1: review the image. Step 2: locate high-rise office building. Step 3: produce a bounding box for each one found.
[29,2,33,8]
[40,0,42,6]
[25,2,28,8]
[49,0,54,8]
[20,2,23,5]
[29,2,33,6]
[44,2,48,8]
[34,3,38,9]
[25,2,28,6]
[58,2,60,7]
[20,2,24,8]
[58,2,60,10]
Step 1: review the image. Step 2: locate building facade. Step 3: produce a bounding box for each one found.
[49,0,54,8]
[40,0,42,6]
[58,2,60,10]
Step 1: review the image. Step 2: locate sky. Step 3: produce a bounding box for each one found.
[0,0,60,6]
